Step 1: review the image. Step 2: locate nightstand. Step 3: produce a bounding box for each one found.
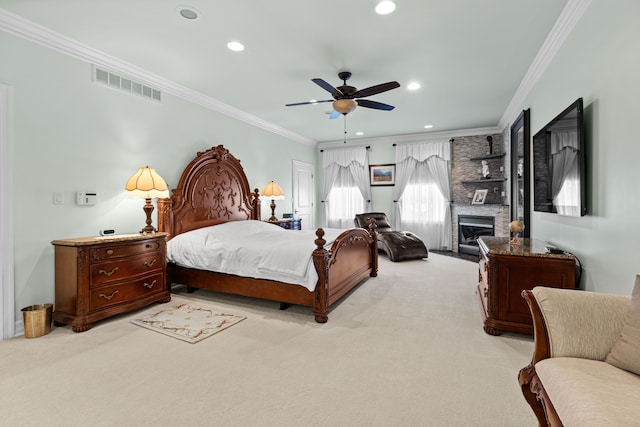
[265,218,302,230]
[51,233,170,332]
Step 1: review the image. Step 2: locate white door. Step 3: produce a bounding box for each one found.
[292,160,314,230]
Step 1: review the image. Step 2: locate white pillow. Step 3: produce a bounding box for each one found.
[606,274,640,375]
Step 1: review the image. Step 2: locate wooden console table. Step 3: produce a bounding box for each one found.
[477,236,576,335]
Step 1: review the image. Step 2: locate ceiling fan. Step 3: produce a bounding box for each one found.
[286,71,400,119]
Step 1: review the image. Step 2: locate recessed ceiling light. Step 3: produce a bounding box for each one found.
[424,125,433,129]
[375,1,396,15]
[227,41,245,52]
[356,132,364,136]
[407,82,421,91]
[179,8,198,20]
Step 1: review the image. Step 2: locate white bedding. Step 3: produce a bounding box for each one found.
[166,220,347,291]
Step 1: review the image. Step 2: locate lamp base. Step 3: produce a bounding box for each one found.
[141,198,156,234]
[268,199,278,222]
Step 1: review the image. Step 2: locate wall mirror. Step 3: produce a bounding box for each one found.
[510,109,531,237]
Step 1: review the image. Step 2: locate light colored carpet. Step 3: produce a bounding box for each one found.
[0,254,535,427]
[131,302,246,343]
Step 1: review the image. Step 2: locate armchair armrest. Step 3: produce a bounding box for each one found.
[528,286,630,361]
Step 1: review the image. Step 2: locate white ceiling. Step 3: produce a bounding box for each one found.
[0,0,569,144]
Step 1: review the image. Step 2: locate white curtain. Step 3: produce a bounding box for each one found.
[393,141,452,250]
[550,131,580,216]
[322,147,371,228]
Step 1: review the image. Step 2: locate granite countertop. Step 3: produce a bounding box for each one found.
[478,236,575,259]
[51,232,168,246]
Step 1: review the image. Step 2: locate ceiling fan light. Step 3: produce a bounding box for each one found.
[375,1,396,15]
[333,99,357,115]
[227,41,245,52]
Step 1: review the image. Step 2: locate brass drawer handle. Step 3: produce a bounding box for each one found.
[106,249,114,255]
[99,290,119,301]
[143,280,157,289]
[144,259,157,268]
[98,267,120,277]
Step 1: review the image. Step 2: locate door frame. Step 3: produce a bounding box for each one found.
[0,83,15,339]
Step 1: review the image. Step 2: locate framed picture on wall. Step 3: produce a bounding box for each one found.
[472,189,488,205]
[369,164,395,186]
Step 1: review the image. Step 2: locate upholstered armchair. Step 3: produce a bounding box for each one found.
[518,283,640,426]
[354,212,428,262]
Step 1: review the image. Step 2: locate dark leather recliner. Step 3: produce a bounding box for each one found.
[354,212,428,262]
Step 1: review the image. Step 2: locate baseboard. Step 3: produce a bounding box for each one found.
[14,320,23,337]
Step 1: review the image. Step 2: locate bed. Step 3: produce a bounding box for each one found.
[157,145,378,323]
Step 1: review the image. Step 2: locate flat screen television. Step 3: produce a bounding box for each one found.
[532,98,586,216]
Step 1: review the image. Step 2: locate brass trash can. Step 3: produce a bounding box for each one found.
[21,304,53,338]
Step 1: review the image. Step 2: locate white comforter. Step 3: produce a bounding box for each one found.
[166,220,346,291]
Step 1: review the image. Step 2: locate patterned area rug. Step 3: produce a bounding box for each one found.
[131,303,246,343]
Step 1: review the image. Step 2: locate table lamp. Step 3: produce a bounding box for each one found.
[261,180,284,221]
[125,166,169,234]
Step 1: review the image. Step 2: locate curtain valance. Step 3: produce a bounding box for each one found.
[395,141,450,163]
[322,147,367,168]
[550,131,579,155]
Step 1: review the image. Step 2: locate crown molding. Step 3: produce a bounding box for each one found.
[0,8,316,146]
[498,0,592,128]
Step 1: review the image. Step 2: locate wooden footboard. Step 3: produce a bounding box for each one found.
[312,220,378,322]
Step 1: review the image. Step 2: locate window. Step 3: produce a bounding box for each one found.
[400,161,449,249]
[326,167,365,228]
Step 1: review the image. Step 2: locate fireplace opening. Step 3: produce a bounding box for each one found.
[458,215,495,255]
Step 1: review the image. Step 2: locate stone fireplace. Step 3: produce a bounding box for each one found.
[451,204,509,253]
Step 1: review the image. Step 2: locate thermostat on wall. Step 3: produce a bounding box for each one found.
[76,192,97,206]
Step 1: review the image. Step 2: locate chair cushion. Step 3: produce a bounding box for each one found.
[536,357,640,427]
[378,231,428,262]
[606,274,640,375]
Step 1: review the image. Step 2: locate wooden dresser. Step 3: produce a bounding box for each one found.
[477,236,576,335]
[51,233,170,332]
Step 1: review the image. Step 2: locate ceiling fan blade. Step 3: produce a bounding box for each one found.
[329,110,340,119]
[357,99,395,111]
[353,81,400,98]
[285,99,333,107]
[312,78,343,98]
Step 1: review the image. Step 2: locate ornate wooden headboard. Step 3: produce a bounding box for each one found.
[157,145,261,239]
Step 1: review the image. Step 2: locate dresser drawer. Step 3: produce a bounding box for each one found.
[90,253,163,286]
[90,273,164,310]
[91,239,162,261]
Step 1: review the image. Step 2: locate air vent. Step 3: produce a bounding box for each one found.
[93,66,161,102]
